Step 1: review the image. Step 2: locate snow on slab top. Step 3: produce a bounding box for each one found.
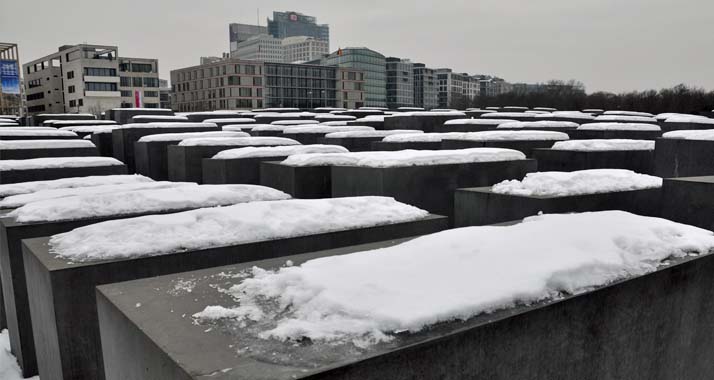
[0,156,123,172]
[551,139,655,151]
[497,121,579,130]
[319,121,350,126]
[443,118,517,125]
[49,196,429,262]
[117,122,218,129]
[664,115,714,124]
[594,115,658,123]
[178,137,300,147]
[222,125,256,131]
[577,123,661,131]
[282,148,526,168]
[111,107,173,112]
[185,111,241,116]
[0,123,19,126]
[324,130,423,139]
[51,120,116,126]
[492,169,662,197]
[270,120,320,126]
[482,112,537,119]
[10,184,291,223]
[314,114,356,121]
[132,115,188,121]
[314,107,347,112]
[662,130,714,141]
[536,111,595,120]
[0,130,78,137]
[244,124,288,132]
[212,144,349,160]
[253,108,301,113]
[0,174,152,198]
[137,131,249,142]
[400,111,466,117]
[397,107,425,111]
[355,115,392,122]
[525,110,551,114]
[382,132,467,143]
[655,113,706,121]
[37,113,95,117]
[604,110,654,118]
[0,139,95,150]
[0,181,187,209]
[1,127,55,131]
[202,118,256,124]
[446,130,569,141]
[282,126,374,134]
[190,210,714,346]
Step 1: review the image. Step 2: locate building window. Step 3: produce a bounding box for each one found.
[67,71,74,79]
[244,65,255,75]
[130,63,154,73]
[86,82,118,91]
[253,77,262,86]
[143,77,159,87]
[120,90,132,97]
[84,67,117,77]
[144,91,158,97]
[78,99,83,106]
[132,77,143,87]
[120,77,131,87]
[68,85,75,93]
[239,87,252,97]
[69,100,76,107]
[27,92,45,101]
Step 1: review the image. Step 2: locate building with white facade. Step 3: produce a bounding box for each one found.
[118,57,160,108]
[436,68,480,109]
[230,34,328,63]
[282,36,328,63]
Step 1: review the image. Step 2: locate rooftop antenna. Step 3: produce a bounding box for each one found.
[257,8,260,26]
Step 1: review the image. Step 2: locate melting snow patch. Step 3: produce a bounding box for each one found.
[446,130,569,141]
[577,123,661,131]
[212,145,348,160]
[178,137,299,147]
[662,130,714,141]
[496,121,579,129]
[0,156,123,171]
[324,130,422,139]
[492,169,662,197]
[551,139,654,151]
[0,139,95,150]
[381,132,466,143]
[282,126,374,134]
[137,131,249,142]
[0,174,152,198]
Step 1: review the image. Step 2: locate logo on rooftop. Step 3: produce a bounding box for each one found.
[289,13,298,21]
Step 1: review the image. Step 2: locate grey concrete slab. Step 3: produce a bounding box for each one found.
[108,109,174,124]
[0,134,79,141]
[654,138,714,178]
[332,159,537,224]
[370,141,443,151]
[203,156,289,185]
[96,238,714,380]
[112,125,220,173]
[661,121,714,132]
[23,214,447,380]
[346,120,385,130]
[384,115,466,132]
[533,148,655,174]
[259,162,332,198]
[91,133,114,157]
[568,129,662,140]
[455,186,662,227]
[0,164,128,185]
[185,113,242,123]
[318,136,384,152]
[0,146,99,160]
[661,176,714,231]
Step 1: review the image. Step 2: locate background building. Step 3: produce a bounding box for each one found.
[0,42,22,116]
[229,23,268,52]
[436,68,480,109]
[386,57,414,109]
[478,76,513,97]
[413,63,438,110]
[231,34,284,62]
[159,79,171,109]
[267,11,329,49]
[322,47,386,108]
[118,57,160,108]
[282,36,329,63]
[171,58,364,111]
[23,44,159,116]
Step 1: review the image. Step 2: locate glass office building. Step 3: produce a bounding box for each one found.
[323,48,386,108]
[386,57,414,109]
[267,12,329,48]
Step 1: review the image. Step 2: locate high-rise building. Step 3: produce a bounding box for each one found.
[170,58,364,111]
[118,57,160,108]
[267,11,329,49]
[322,47,386,108]
[282,36,329,63]
[413,63,438,110]
[23,44,159,116]
[229,23,268,52]
[231,34,284,62]
[385,57,414,109]
[0,42,22,116]
[436,68,480,109]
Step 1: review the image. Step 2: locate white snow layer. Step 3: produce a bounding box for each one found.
[443,119,517,126]
[663,115,714,124]
[178,137,300,147]
[50,120,116,126]
[492,169,662,197]
[577,123,661,131]
[10,184,291,223]
[192,211,714,346]
[399,111,466,117]
[551,139,655,151]
[270,120,320,126]
[355,115,391,122]
[249,125,290,132]
[132,115,189,121]
[202,118,256,124]
[0,330,35,380]
[314,115,356,121]
[603,110,654,117]
[496,121,579,129]
[536,111,595,120]
[482,112,536,119]
[594,115,658,123]
[212,145,349,159]
[0,174,151,198]
[0,139,95,150]
[49,197,429,262]
[0,130,78,137]
[137,131,249,142]
[381,132,467,143]
[323,130,423,139]
[58,125,118,133]
[282,148,526,168]
[655,113,708,121]
[446,130,569,141]
[0,181,186,209]
[662,130,714,141]
[319,121,350,126]
[0,156,123,171]
[117,122,218,129]
[282,126,374,134]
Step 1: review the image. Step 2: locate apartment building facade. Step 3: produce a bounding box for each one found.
[386,57,414,109]
[436,68,480,108]
[413,63,438,110]
[118,57,160,108]
[322,47,386,108]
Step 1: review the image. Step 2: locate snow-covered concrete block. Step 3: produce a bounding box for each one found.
[441,131,568,157]
[384,112,467,132]
[0,157,127,185]
[23,197,447,380]
[533,141,655,174]
[0,139,99,160]
[654,133,714,177]
[661,176,714,231]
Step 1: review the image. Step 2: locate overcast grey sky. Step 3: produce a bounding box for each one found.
[2,0,712,93]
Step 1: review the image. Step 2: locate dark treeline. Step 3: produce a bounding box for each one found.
[458,81,714,115]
